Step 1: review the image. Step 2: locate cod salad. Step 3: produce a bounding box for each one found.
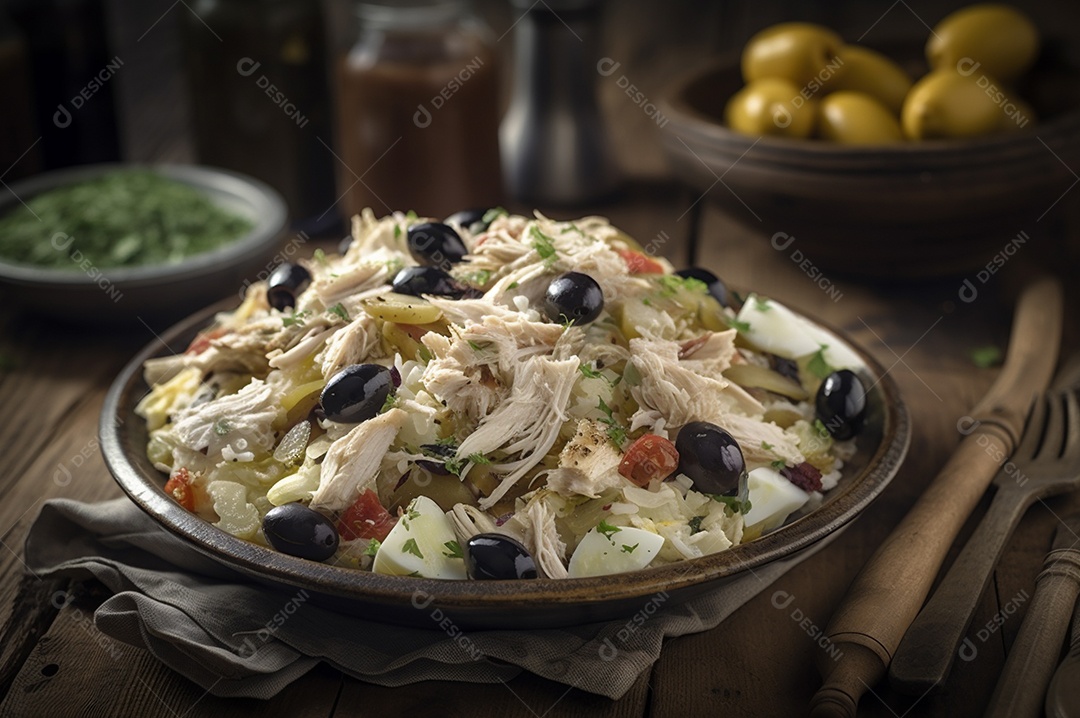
[136,209,868,580]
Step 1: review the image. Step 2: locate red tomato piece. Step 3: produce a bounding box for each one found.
[618,434,680,486]
[617,248,665,275]
[185,328,227,355]
[164,468,196,511]
[337,489,397,542]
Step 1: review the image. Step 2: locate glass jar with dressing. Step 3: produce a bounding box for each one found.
[333,0,502,220]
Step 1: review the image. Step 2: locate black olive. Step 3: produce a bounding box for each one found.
[407,222,468,268]
[543,272,604,325]
[465,533,538,580]
[675,421,746,495]
[815,369,866,440]
[263,503,339,561]
[444,208,491,235]
[391,266,476,299]
[770,355,801,383]
[338,235,353,255]
[267,263,312,311]
[320,363,393,423]
[676,267,728,307]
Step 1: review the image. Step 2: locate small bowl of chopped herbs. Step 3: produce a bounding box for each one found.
[0,164,287,323]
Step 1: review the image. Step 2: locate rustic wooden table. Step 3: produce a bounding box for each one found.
[0,182,1078,717]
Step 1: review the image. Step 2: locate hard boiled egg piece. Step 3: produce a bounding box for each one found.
[742,467,810,534]
[568,524,664,578]
[735,295,820,359]
[372,495,466,579]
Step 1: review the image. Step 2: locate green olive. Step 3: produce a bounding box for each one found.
[725,78,817,138]
[927,4,1039,84]
[741,22,843,88]
[828,45,913,115]
[901,70,1005,139]
[817,92,903,144]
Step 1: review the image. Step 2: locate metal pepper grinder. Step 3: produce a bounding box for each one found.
[500,0,620,206]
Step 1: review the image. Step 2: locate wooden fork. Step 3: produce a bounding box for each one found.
[890,387,1080,693]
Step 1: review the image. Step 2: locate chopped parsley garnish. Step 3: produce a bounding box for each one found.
[813,418,831,438]
[467,340,487,352]
[753,296,771,312]
[402,538,424,559]
[462,269,492,286]
[597,398,628,448]
[641,297,652,307]
[709,495,752,514]
[327,303,350,321]
[655,274,706,297]
[481,207,507,224]
[363,539,381,557]
[727,317,751,333]
[761,441,774,451]
[313,248,328,266]
[393,224,401,239]
[469,453,491,465]
[435,436,458,446]
[579,364,603,380]
[563,222,587,238]
[443,540,463,559]
[417,346,433,363]
[621,543,639,554]
[405,210,418,223]
[688,516,705,534]
[507,281,519,290]
[971,345,1002,368]
[807,345,834,379]
[381,393,399,412]
[406,508,421,521]
[597,519,622,541]
[530,226,557,262]
[212,418,231,436]
[771,460,787,470]
[444,456,466,476]
[282,309,311,327]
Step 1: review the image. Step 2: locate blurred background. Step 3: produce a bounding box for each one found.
[1,0,1078,278]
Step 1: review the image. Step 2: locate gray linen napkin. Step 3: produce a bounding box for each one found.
[24,497,832,700]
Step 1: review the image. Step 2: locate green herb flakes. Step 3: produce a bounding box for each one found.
[363,539,381,557]
[402,538,424,559]
[807,345,834,379]
[443,541,463,559]
[971,345,1002,368]
[0,170,254,270]
[597,519,622,541]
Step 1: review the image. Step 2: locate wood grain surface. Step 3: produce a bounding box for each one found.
[1,189,1078,717]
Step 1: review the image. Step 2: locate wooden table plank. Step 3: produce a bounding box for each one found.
[0,583,342,718]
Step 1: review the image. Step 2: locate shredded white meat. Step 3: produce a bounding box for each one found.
[311,408,407,513]
[171,379,282,462]
[454,356,580,510]
[546,420,627,498]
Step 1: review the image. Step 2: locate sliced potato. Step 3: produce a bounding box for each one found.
[724,363,808,401]
[361,292,443,324]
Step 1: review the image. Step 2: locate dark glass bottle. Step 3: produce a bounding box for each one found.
[333,0,502,220]
[182,0,336,228]
[6,0,122,170]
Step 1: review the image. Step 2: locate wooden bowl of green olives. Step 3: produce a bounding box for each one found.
[659,10,1080,279]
